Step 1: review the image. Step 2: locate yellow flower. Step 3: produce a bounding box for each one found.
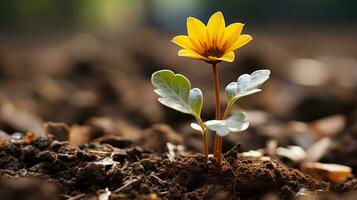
[172,11,252,63]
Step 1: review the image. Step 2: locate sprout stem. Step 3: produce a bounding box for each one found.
[223,103,233,120]
[196,116,208,158]
[211,63,222,165]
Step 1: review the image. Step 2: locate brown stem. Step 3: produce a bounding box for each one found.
[211,63,222,165]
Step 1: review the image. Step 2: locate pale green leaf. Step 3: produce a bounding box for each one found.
[205,113,249,137]
[226,70,270,104]
[152,70,203,117]
[190,123,203,132]
[188,88,203,116]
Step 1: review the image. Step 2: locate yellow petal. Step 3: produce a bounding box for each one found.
[172,35,196,50]
[207,11,225,47]
[209,51,235,62]
[187,17,208,52]
[207,56,221,62]
[221,23,244,50]
[178,49,206,60]
[220,51,235,62]
[226,34,252,52]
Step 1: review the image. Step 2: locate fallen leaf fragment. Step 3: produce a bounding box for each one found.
[44,122,70,141]
[140,124,184,152]
[149,193,158,200]
[166,142,185,161]
[302,162,352,183]
[1,102,45,136]
[305,137,331,162]
[69,125,94,146]
[242,150,263,158]
[94,157,119,166]
[276,146,307,163]
[310,114,345,138]
[24,131,36,144]
[0,130,10,141]
[98,188,111,200]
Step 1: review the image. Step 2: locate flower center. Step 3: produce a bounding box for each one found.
[204,47,224,58]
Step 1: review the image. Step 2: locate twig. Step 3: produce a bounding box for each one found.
[221,153,232,170]
[66,193,86,200]
[135,155,141,162]
[233,175,238,197]
[85,150,112,155]
[121,160,129,171]
[114,177,141,193]
[150,172,166,185]
[159,191,169,195]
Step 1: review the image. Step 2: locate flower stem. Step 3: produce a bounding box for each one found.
[211,63,222,165]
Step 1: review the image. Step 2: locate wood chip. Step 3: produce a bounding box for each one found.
[242,150,263,158]
[24,131,36,144]
[44,122,70,141]
[302,162,352,183]
[310,115,346,138]
[1,102,45,136]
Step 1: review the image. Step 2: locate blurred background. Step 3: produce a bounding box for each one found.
[0,0,356,170]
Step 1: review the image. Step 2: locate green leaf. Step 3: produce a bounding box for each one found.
[188,88,203,116]
[226,70,270,104]
[205,113,249,137]
[152,70,203,117]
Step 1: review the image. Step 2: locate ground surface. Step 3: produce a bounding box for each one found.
[0,132,356,200]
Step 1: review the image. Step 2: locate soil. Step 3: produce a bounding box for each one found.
[0,133,355,200]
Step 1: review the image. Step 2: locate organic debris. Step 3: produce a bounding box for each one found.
[0,134,355,199]
[303,162,352,183]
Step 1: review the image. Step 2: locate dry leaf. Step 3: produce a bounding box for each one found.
[302,162,352,183]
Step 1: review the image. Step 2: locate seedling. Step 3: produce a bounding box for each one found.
[151,11,270,164]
